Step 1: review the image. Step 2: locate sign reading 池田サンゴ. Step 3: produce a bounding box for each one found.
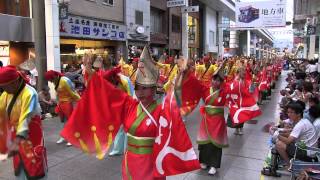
[59,15,127,41]
[234,0,286,29]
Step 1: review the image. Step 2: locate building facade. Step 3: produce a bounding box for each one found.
[0,0,33,66]
[200,0,235,58]
[188,0,204,59]
[126,0,150,58]
[44,0,239,69]
[150,0,169,58]
[168,7,182,57]
[238,29,274,59]
[58,0,126,66]
[293,0,320,59]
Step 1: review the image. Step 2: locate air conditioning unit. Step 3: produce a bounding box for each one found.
[306,17,312,25]
[305,17,318,25]
[312,17,318,25]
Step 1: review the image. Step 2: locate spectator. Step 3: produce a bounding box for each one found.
[18,59,38,88]
[309,105,320,136]
[276,102,318,167]
[306,59,318,76]
[38,86,56,118]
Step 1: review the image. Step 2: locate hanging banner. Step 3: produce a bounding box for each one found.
[234,0,286,29]
[59,15,127,41]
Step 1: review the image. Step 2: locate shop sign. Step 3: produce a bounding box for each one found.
[235,0,286,29]
[0,46,9,56]
[167,0,186,7]
[307,25,316,35]
[59,3,68,20]
[0,45,9,66]
[181,6,199,13]
[59,15,127,41]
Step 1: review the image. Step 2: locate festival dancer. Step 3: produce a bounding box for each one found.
[175,63,228,175]
[0,66,47,179]
[44,70,80,146]
[156,56,178,92]
[227,66,262,135]
[119,56,139,85]
[60,46,200,180]
[83,55,135,156]
[195,56,218,88]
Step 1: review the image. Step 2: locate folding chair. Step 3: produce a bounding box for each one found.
[291,144,320,180]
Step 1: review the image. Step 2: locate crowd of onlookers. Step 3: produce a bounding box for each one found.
[263,58,320,178]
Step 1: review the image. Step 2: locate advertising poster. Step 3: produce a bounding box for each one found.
[235,0,286,29]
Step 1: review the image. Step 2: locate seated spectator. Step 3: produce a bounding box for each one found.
[39,86,56,118]
[309,106,320,136]
[284,84,303,101]
[275,102,318,167]
[278,93,293,120]
[302,81,314,102]
[306,60,318,76]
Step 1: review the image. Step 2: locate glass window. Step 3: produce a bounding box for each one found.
[102,0,114,6]
[209,31,215,47]
[188,16,199,45]
[172,15,181,33]
[135,11,143,25]
[150,8,163,33]
[0,0,30,17]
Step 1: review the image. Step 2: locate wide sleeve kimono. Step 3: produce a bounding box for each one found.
[57,76,80,103]
[197,86,228,147]
[176,71,228,147]
[226,78,261,125]
[163,65,178,92]
[0,85,47,179]
[61,73,199,180]
[195,64,218,88]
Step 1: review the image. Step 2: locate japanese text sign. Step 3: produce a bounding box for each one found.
[235,0,286,29]
[167,0,186,7]
[59,15,127,41]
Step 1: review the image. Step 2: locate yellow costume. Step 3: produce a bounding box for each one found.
[119,58,137,85]
[156,62,179,92]
[195,64,218,87]
[56,77,81,103]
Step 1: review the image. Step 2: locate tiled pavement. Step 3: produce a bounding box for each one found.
[0,72,291,180]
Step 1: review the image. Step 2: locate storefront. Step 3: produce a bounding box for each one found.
[0,0,33,66]
[59,14,127,65]
[0,41,34,66]
[150,32,168,59]
[188,15,200,59]
[0,41,9,66]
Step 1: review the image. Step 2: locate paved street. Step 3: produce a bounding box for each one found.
[0,72,291,180]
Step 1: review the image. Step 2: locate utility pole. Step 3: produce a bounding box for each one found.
[32,0,47,90]
[181,0,189,59]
